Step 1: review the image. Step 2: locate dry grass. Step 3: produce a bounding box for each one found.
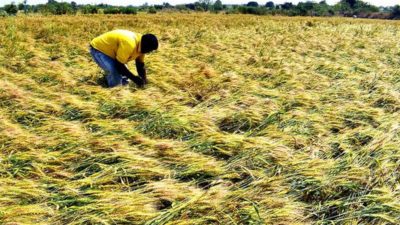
[0,13,399,224]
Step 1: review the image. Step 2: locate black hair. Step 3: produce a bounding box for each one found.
[141,34,158,53]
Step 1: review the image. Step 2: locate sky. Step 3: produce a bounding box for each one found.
[0,0,398,7]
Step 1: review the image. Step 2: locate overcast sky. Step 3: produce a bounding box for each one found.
[0,0,397,7]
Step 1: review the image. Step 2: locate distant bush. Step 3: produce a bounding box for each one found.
[392,5,400,19]
[148,6,157,14]
[265,1,274,9]
[175,5,189,11]
[121,6,137,14]
[238,6,268,15]
[54,2,74,15]
[2,0,398,20]
[246,1,259,7]
[353,1,379,14]
[224,7,239,14]
[4,3,18,15]
[36,2,74,15]
[281,2,294,10]
[103,7,121,14]
[103,6,136,14]
[213,0,223,12]
[0,10,7,17]
[80,5,98,14]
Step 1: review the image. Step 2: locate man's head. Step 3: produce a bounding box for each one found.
[141,34,158,54]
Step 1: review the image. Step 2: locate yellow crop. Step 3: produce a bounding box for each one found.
[0,13,399,224]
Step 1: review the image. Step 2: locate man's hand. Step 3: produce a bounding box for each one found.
[130,75,145,88]
[141,76,147,85]
[136,60,147,84]
[115,60,145,87]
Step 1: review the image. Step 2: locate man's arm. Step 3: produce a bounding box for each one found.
[136,59,147,84]
[114,60,144,86]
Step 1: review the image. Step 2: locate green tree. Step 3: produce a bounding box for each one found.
[176,4,189,11]
[18,3,24,10]
[265,1,274,9]
[103,7,121,14]
[281,2,293,10]
[213,0,223,11]
[23,0,28,14]
[391,5,400,19]
[148,6,157,13]
[71,1,78,12]
[122,6,137,14]
[81,5,98,14]
[0,10,7,17]
[199,0,213,11]
[4,3,18,15]
[316,1,333,16]
[353,1,379,14]
[194,2,205,11]
[334,1,352,15]
[296,2,317,16]
[139,2,149,11]
[345,0,357,8]
[163,2,172,8]
[247,1,259,7]
[55,2,73,14]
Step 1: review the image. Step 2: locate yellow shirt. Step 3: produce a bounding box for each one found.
[90,30,144,64]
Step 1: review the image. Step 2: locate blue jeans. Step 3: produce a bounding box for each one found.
[90,46,128,87]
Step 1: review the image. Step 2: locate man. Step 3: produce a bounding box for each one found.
[90,30,158,88]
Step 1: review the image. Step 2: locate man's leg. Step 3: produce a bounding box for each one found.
[90,47,123,88]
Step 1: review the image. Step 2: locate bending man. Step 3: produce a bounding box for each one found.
[90,30,158,87]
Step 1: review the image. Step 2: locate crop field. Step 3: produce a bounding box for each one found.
[0,13,399,224]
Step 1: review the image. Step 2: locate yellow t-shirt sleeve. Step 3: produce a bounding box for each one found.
[116,39,134,64]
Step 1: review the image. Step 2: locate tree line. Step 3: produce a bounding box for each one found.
[1,0,400,20]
